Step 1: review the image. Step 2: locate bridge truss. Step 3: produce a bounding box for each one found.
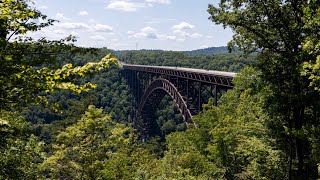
[122,64,236,137]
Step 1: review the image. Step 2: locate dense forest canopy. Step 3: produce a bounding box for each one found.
[208,0,320,178]
[114,49,255,72]
[1,0,320,179]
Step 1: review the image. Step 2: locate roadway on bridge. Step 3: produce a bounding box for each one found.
[120,63,237,78]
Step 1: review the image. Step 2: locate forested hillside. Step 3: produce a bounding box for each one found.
[184,46,240,55]
[114,46,239,56]
[1,0,320,179]
[114,50,255,72]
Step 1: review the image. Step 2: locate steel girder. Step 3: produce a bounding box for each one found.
[123,64,235,88]
[122,65,235,137]
[138,78,192,123]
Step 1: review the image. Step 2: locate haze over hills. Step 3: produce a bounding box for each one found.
[183,46,232,55]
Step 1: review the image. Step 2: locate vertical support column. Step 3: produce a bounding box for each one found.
[137,71,140,100]
[186,79,189,108]
[133,71,136,98]
[176,77,179,90]
[130,69,137,124]
[198,82,202,112]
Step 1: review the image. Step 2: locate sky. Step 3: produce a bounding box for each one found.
[30,0,234,51]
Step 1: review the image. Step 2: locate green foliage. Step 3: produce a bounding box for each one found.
[131,67,286,179]
[183,46,241,55]
[155,95,185,137]
[0,111,45,179]
[192,67,284,179]
[209,0,320,178]
[41,105,155,179]
[42,105,126,178]
[301,1,320,91]
[0,1,121,178]
[115,50,256,72]
[0,0,117,110]
[4,0,316,179]
[159,132,220,179]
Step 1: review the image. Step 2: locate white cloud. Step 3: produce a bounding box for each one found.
[173,29,190,37]
[56,22,89,30]
[166,35,176,40]
[158,34,176,40]
[54,22,113,33]
[93,24,113,32]
[133,32,158,39]
[145,33,158,39]
[127,31,135,35]
[90,34,106,41]
[106,1,145,12]
[173,29,202,39]
[190,33,203,38]
[88,19,97,24]
[129,26,176,41]
[177,38,186,42]
[105,0,170,12]
[55,13,71,21]
[172,22,195,31]
[145,0,170,4]
[130,26,158,39]
[78,11,89,16]
[28,20,114,47]
[141,26,156,33]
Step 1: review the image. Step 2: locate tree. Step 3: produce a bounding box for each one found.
[0,0,117,177]
[0,111,45,179]
[0,0,117,110]
[136,67,286,179]
[192,67,286,179]
[208,0,320,178]
[41,105,155,179]
[302,1,320,90]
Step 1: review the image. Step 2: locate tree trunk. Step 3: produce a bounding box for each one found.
[0,18,8,41]
[293,106,318,179]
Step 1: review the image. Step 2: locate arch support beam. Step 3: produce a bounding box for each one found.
[137,78,193,137]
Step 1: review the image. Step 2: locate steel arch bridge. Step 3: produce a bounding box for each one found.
[122,64,236,137]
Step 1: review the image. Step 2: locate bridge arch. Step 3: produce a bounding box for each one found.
[137,78,193,137]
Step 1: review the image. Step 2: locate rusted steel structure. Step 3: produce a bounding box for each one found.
[122,64,236,136]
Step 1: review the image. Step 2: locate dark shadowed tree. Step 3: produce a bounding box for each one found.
[208,0,320,179]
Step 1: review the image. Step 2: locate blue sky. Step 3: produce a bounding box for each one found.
[32,0,234,51]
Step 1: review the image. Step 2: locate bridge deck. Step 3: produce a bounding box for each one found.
[122,64,236,77]
[122,63,236,87]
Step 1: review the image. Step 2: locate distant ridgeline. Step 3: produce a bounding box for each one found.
[112,46,242,56]
[112,46,255,73]
[183,46,242,55]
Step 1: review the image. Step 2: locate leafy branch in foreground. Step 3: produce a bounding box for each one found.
[0,0,118,109]
[11,54,117,104]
